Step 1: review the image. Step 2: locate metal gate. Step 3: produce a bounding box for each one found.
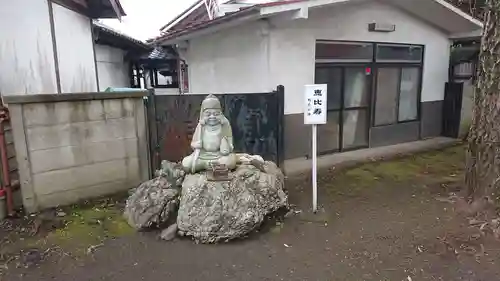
[146,86,285,174]
[442,82,464,138]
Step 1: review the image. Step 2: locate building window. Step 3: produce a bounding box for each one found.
[376,44,423,63]
[374,68,399,126]
[398,68,420,121]
[315,67,342,110]
[314,40,423,129]
[374,67,420,126]
[315,41,373,63]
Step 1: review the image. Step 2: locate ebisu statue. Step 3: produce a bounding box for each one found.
[124,94,288,243]
[181,94,237,173]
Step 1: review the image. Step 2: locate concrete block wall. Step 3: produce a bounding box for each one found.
[4,91,149,213]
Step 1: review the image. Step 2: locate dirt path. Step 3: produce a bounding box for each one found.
[3,145,500,281]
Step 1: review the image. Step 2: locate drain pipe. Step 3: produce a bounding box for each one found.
[0,189,5,220]
[0,106,14,216]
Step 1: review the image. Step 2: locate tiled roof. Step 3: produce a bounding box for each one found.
[160,0,205,32]
[151,0,309,44]
[151,6,259,44]
[147,46,178,60]
[93,21,150,50]
[167,4,211,33]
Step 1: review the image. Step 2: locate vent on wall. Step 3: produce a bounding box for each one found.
[368,23,396,33]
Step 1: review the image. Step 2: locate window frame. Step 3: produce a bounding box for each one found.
[371,42,424,127]
[372,62,424,127]
[315,41,375,63]
[313,40,425,128]
[335,66,372,151]
[375,43,424,63]
[314,63,373,153]
[373,66,402,127]
[397,67,421,123]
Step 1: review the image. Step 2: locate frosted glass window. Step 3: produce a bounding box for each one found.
[374,68,399,126]
[344,68,369,108]
[398,68,419,121]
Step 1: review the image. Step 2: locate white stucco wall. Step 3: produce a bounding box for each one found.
[95,44,129,90]
[185,1,451,114]
[0,0,58,95]
[52,3,98,92]
[270,1,451,114]
[186,21,270,93]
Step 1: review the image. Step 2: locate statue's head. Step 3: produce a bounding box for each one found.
[200,94,223,126]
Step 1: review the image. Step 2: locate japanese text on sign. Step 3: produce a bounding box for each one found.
[304,84,327,125]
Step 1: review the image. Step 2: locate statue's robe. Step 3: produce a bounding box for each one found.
[182,116,236,173]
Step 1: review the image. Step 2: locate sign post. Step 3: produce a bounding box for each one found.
[304,84,327,213]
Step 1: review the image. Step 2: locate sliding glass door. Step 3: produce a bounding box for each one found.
[314,67,341,154]
[342,67,370,150]
[373,66,421,126]
[314,40,423,154]
[315,65,370,153]
[372,44,423,127]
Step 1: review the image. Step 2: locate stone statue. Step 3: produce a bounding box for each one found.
[126,94,288,243]
[181,94,237,173]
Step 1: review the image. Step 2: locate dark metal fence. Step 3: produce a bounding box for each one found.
[146,86,285,174]
[442,82,464,138]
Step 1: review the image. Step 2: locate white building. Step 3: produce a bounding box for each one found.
[93,21,151,90]
[154,0,482,160]
[0,0,146,96]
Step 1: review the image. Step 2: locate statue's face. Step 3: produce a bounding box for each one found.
[202,109,222,126]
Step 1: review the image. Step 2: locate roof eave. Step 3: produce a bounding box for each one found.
[91,0,126,19]
[449,28,483,40]
[94,25,150,52]
[159,0,204,32]
[153,8,261,46]
[108,0,126,19]
[154,0,485,45]
[153,0,362,46]
[433,0,483,29]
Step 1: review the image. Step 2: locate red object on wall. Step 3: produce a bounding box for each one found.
[365,67,372,75]
[0,105,15,216]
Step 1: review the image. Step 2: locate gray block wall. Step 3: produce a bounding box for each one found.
[5,91,149,213]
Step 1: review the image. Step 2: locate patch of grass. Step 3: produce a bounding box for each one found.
[412,145,465,173]
[323,145,466,195]
[1,197,135,266]
[45,203,133,256]
[371,160,422,181]
[344,167,379,182]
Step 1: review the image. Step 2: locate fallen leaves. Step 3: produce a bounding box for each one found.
[86,243,104,255]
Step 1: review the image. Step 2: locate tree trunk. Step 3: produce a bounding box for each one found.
[465,0,500,206]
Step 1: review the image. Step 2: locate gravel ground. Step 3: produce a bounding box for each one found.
[3,146,500,281]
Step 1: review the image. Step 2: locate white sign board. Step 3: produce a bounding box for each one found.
[304,84,327,125]
[304,84,327,213]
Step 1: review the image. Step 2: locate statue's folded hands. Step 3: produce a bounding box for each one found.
[191,141,202,150]
[220,137,231,155]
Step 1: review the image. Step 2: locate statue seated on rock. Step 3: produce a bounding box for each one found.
[182,94,237,173]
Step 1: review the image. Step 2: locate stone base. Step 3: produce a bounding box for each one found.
[123,177,179,230]
[177,161,288,243]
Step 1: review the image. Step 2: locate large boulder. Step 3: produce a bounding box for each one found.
[124,161,185,230]
[177,161,288,243]
[155,160,186,187]
[124,177,179,229]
